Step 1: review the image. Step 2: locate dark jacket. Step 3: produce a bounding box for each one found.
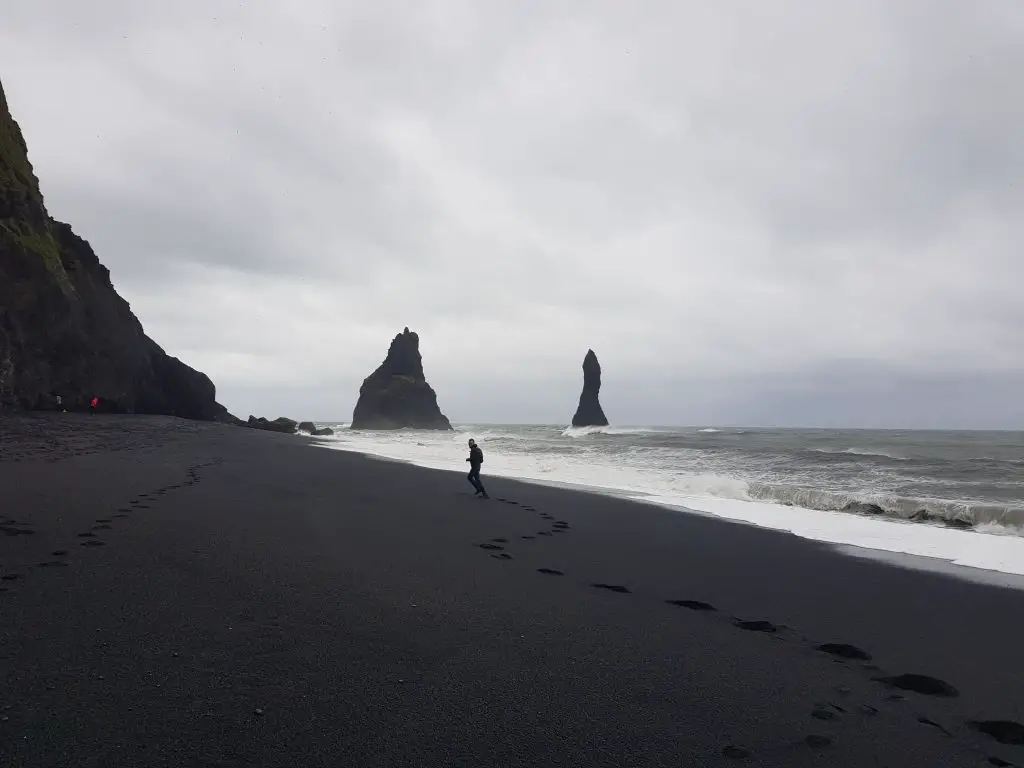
[468,445,483,466]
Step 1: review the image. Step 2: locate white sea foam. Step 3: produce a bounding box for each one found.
[810,447,909,460]
[315,424,1024,579]
[676,496,1024,581]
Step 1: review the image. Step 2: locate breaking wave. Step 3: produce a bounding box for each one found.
[560,425,661,438]
[743,482,1024,531]
[809,447,910,461]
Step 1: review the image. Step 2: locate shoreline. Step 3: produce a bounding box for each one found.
[2,414,1023,765]
[313,433,1024,585]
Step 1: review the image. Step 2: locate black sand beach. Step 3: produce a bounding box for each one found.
[1,415,1023,767]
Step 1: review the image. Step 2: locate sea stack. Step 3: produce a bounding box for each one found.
[571,349,609,427]
[0,77,233,420]
[350,327,453,430]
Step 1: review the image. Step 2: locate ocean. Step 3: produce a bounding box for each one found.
[314,424,1024,578]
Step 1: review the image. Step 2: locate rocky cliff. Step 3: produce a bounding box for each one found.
[0,78,233,420]
[351,327,452,430]
[571,349,609,427]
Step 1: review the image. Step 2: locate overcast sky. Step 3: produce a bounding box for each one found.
[2,1,1022,428]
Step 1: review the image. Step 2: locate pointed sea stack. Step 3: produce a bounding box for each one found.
[0,77,234,420]
[350,327,452,430]
[571,349,609,427]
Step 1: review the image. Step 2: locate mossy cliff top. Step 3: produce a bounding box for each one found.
[0,81,71,290]
[0,80,44,219]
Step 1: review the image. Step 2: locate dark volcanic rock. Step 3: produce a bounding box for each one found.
[0,78,233,421]
[297,421,334,436]
[247,416,297,434]
[350,328,452,430]
[842,501,886,516]
[571,349,609,427]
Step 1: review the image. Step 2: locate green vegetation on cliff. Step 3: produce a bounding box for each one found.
[0,92,34,192]
[0,83,73,293]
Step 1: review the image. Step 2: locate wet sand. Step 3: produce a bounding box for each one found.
[1,413,1022,766]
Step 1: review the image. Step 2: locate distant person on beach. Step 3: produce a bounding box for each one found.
[90,396,99,413]
[466,438,489,498]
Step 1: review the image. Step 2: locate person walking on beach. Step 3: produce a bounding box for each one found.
[90,395,99,414]
[466,438,489,498]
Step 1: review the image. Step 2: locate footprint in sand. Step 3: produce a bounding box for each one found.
[968,720,1024,746]
[810,706,840,721]
[490,538,508,543]
[537,568,564,576]
[818,643,872,661]
[665,599,717,611]
[591,583,630,594]
[873,673,958,698]
[521,535,535,540]
[733,619,779,633]
[478,543,504,551]
[81,540,105,547]
[917,716,952,736]
[491,553,513,560]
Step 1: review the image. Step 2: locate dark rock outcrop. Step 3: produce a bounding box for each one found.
[571,349,609,427]
[297,421,334,437]
[247,416,297,434]
[0,78,233,421]
[351,327,452,430]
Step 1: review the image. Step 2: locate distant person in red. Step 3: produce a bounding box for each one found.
[90,396,99,413]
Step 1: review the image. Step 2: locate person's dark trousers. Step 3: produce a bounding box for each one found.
[467,465,487,497]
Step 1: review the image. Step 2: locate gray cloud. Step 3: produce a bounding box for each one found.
[2,0,1022,426]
